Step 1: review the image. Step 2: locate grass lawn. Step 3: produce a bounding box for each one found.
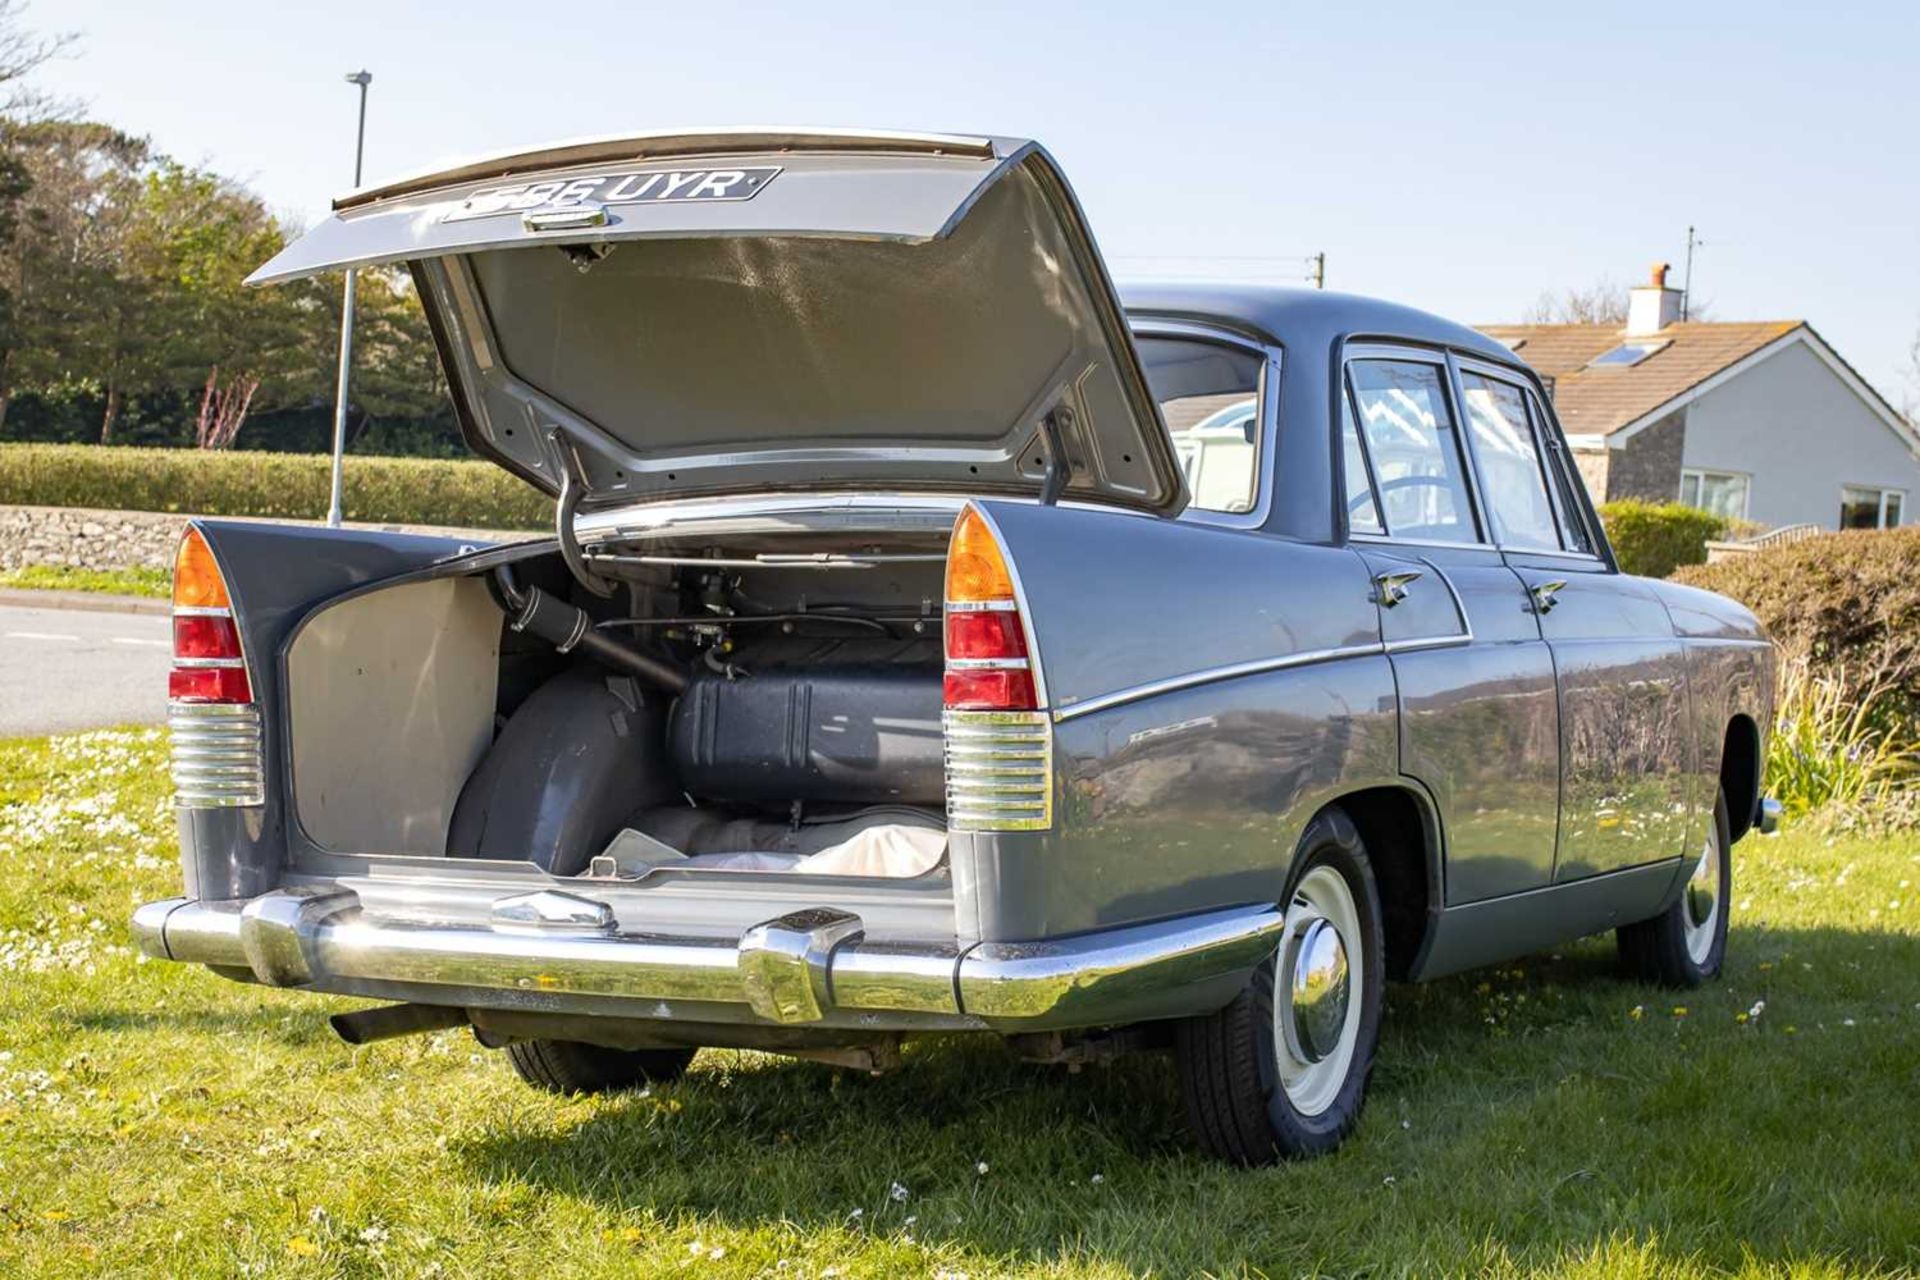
[0,563,171,598]
[0,729,1914,1279]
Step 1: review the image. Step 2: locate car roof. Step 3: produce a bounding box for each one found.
[1120,282,1518,367]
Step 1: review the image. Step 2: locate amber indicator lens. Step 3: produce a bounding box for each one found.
[173,528,231,610]
[946,507,1016,603]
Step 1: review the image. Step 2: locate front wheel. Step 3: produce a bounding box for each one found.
[1175,808,1385,1163]
[1617,790,1731,986]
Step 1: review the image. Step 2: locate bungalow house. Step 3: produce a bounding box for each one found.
[1481,267,1920,531]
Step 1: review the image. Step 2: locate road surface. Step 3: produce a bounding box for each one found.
[0,602,172,736]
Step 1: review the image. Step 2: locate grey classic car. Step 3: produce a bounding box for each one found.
[133,129,1779,1163]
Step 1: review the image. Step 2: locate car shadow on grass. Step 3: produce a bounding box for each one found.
[451,923,1920,1275]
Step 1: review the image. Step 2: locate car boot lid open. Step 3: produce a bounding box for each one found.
[251,128,1186,517]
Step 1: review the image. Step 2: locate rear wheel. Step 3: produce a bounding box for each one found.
[1617,790,1731,986]
[504,1039,696,1095]
[1175,809,1385,1163]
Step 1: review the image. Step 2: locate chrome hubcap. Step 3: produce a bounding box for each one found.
[1288,918,1350,1063]
[1273,865,1363,1116]
[1681,830,1720,965]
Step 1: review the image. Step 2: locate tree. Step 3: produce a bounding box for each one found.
[0,121,153,436]
[1903,324,1919,423]
[1523,277,1629,325]
[0,0,72,117]
[0,1,450,454]
[195,365,257,449]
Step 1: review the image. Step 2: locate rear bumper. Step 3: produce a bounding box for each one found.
[131,888,1280,1032]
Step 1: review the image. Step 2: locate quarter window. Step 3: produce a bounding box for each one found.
[1529,391,1595,554]
[1459,372,1559,550]
[1347,360,1478,542]
[1136,337,1264,515]
[1679,469,1751,521]
[1840,485,1904,529]
[1341,389,1384,534]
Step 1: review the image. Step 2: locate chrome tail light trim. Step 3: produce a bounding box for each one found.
[944,708,1052,831]
[169,702,266,808]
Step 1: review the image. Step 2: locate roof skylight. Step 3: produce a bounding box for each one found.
[1588,339,1671,369]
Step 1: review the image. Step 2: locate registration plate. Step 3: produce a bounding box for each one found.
[442,165,783,223]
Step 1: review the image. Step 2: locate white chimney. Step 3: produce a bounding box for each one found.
[1626,262,1682,337]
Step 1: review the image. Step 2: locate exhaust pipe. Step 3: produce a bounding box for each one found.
[329,1003,469,1045]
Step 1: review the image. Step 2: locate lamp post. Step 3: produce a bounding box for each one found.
[326,70,372,528]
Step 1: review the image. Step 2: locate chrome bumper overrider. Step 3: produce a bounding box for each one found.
[131,889,1282,1029]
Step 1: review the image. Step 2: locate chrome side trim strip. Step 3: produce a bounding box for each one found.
[132,892,1280,1031]
[1052,642,1385,722]
[1383,635,1473,654]
[168,702,266,808]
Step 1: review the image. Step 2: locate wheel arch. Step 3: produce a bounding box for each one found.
[1720,713,1762,843]
[1317,784,1440,982]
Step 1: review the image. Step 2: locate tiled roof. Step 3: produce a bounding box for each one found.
[1476,320,1803,437]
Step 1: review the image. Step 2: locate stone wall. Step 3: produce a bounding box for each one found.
[1605,412,1687,503]
[0,504,513,573]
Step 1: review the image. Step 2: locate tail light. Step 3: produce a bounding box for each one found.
[943,505,1052,831]
[944,506,1038,712]
[168,527,265,807]
[170,528,252,704]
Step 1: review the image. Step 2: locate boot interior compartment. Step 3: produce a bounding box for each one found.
[284,523,956,883]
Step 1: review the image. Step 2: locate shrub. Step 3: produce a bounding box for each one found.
[1598,500,1728,577]
[1675,526,1920,722]
[1766,656,1918,820]
[0,442,547,530]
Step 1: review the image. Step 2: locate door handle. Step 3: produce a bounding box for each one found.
[1374,570,1422,608]
[1530,579,1567,614]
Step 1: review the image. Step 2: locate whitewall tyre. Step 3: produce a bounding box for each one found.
[1174,808,1385,1163]
[1617,790,1732,987]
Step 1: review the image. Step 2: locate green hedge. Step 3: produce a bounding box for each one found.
[0,442,547,530]
[1676,525,1920,719]
[1598,500,1728,578]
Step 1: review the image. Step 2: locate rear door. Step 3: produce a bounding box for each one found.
[1341,348,1563,904]
[1461,363,1694,881]
[249,130,1187,518]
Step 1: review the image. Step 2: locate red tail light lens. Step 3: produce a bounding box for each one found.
[172,614,243,661]
[943,666,1037,711]
[169,665,253,703]
[944,609,1027,661]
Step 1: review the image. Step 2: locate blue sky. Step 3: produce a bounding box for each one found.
[32,0,1920,405]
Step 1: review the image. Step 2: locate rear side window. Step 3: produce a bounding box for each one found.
[1459,372,1559,550]
[1136,337,1263,515]
[1347,359,1478,542]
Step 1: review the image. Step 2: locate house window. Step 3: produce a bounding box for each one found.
[1678,468,1750,521]
[1840,485,1905,530]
